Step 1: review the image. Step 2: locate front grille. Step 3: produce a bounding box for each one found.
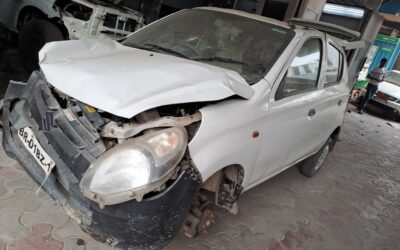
[27,78,106,179]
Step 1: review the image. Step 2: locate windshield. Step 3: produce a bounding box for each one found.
[385,71,400,87]
[123,9,294,84]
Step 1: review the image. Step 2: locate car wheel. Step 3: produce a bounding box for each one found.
[18,19,64,73]
[300,138,332,177]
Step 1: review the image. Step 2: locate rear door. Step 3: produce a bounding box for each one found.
[315,36,349,145]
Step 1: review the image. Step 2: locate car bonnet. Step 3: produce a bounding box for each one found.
[38,38,254,118]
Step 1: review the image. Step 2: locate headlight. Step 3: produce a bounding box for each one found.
[80,127,187,208]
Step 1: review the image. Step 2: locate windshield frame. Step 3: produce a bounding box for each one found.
[122,9,295,85]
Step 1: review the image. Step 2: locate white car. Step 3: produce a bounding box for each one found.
[2,8,354,249]
[372,70,400,121]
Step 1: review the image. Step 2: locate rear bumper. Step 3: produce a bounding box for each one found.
[2,72,199,249]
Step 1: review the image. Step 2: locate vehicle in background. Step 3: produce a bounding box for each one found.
[0,0,145,72]
[372,70,400,122]
[3,8,357,249]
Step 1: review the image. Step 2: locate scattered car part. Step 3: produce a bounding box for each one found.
[58,0,145,40]
[216,166,244,215]
[182,193,215,238]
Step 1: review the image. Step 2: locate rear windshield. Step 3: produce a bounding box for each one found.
[124,9,294,84]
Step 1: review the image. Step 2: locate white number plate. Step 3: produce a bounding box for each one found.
[17,127,55,175]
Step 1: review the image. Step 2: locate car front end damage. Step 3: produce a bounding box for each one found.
[2,71,203,249]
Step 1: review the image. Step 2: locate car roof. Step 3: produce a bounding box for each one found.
[195,7,292,29]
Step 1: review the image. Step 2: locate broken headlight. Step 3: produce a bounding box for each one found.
[80,127,187,208]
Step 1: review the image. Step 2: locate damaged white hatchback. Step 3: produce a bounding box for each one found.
[3,7,355,250]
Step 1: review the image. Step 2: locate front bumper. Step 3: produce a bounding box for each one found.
[2,72,199,249]
[371,97,400,116]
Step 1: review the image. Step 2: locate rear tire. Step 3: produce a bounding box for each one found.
[300,138,332,177]
[18,19,64,73]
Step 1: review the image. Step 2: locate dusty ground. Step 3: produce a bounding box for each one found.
[0,106,399,250]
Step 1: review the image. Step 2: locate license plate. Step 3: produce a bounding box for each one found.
[17,127,55,175]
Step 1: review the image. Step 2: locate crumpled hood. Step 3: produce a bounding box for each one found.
[39,38,254,118]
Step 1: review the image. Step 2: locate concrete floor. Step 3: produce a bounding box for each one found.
[0,107,399,250]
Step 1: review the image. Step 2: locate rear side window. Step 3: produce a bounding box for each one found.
[276,38,322,100]
[325,43,343,85]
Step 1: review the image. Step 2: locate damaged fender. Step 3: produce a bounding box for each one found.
[2,74,200,249]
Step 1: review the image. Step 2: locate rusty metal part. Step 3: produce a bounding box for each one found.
[197,209,215,234]
[181,160,202,183]
[182,192,215,238]
[135,109,160,122]
[101,112,202,139]
[182,213,200,238]
[59,0,145,40]
[216,165,244,215]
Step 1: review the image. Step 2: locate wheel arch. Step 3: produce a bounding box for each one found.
[331,126,341,141]
[201,164,245,214]
[329,126,341,151]
[202,164,245,188]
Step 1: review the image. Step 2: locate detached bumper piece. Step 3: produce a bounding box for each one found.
[2,72,200,249]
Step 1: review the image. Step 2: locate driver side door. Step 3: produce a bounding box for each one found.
[250,33,327,184]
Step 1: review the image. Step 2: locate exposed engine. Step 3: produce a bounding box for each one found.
[50,85,240,236]
[51,86,204,201]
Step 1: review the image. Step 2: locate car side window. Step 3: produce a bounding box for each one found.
[325,43,343,86]
[276,38,322,100]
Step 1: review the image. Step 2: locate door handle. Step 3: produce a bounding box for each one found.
[308,109,316,117]
[338,99,343,106]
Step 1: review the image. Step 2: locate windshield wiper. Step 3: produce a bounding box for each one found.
[143,43,190,59]
[193,56,246,65]
[124,42,189,59]
[193,56,265,70]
